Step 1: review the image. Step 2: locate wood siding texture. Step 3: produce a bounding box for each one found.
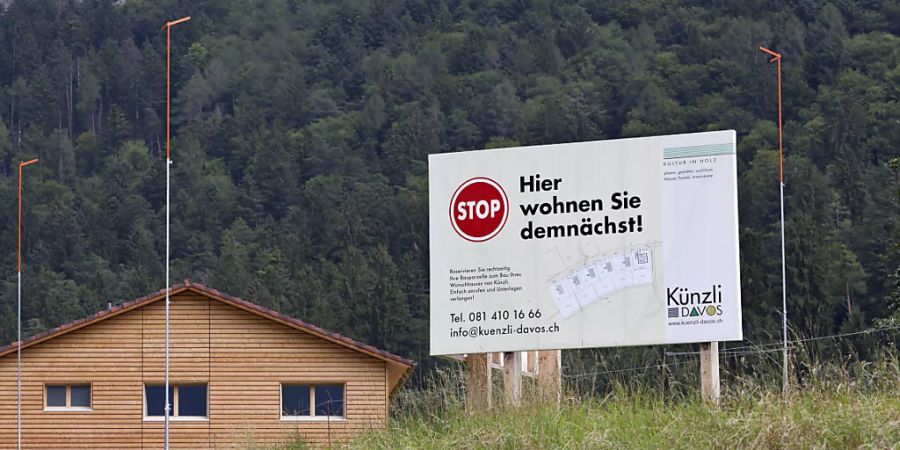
[0,292,389,448]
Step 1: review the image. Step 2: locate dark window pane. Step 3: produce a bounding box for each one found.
[46,385,66,407]
[178,385,207,417]
[70,385,90,407]
[145,385,174,417]
[281,385,310,416]
[315,385,344,417]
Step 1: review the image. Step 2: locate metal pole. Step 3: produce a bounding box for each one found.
[17,158,37,450]
[17,164,22,450]
[165,158,171,448]
[780,181,787,396]
[776,55,788,398]
[162,17,188,448]
[17,271,21,450]
[165,22,171,450]
[759,46,788,398]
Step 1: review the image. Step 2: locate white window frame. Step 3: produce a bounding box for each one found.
[43,383,93,412]
[143,383,209,422]
[280,383,346,421]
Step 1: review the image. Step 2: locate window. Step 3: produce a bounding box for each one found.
[178,385,207,417]
[145,384,207,420]
[282,385,310,416]
[44,384,91,410]
[145,385,174,417]
[70,385,91,407]
[46,386,66,407]
[315,385,344,417]
[281,384,345,419]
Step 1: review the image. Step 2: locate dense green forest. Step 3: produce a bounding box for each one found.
[0,0,898,381]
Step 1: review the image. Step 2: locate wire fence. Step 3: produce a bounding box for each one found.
[563,324,900,380]
[566,357,699,379]
[664,325,900,357]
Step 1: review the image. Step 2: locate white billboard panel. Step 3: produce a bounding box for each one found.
[429,130,742,355]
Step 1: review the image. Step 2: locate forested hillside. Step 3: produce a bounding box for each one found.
[0,0,898,378]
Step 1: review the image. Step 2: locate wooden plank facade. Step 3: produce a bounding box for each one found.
[0,282,414,448]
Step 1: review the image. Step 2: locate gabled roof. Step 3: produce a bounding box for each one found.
[0,281,414,389]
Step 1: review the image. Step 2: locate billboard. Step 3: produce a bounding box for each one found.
[429,130,742,355]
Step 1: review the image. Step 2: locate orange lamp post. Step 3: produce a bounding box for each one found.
[162,16,190,450]
[759,46,789,398]
[17,157,38,450]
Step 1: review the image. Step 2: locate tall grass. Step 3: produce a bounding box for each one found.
[267,340,900,449]
[346,386,899,449]
[340,343,900,449]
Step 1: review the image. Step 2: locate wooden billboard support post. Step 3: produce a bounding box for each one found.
[700,342,720,404]
[502,352,522,406]
[537,350,561,404]
[466,353,491,411]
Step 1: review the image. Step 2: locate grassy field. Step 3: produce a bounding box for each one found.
[264,352,900,449]
[339,388,899,449]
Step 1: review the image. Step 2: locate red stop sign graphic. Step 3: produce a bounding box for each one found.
[449,177,509,242]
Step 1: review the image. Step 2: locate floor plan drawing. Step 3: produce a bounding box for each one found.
[547,246,658,319]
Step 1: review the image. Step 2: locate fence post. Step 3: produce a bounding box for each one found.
[700,342,720,404]
[466,353,491,411]
[502,352,522,406]
[537,350,561,403]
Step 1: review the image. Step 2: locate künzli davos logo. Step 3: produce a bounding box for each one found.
[666,284,725,318]
[449,177,509,242]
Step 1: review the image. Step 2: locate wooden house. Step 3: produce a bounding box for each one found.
[0,281,414,448]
